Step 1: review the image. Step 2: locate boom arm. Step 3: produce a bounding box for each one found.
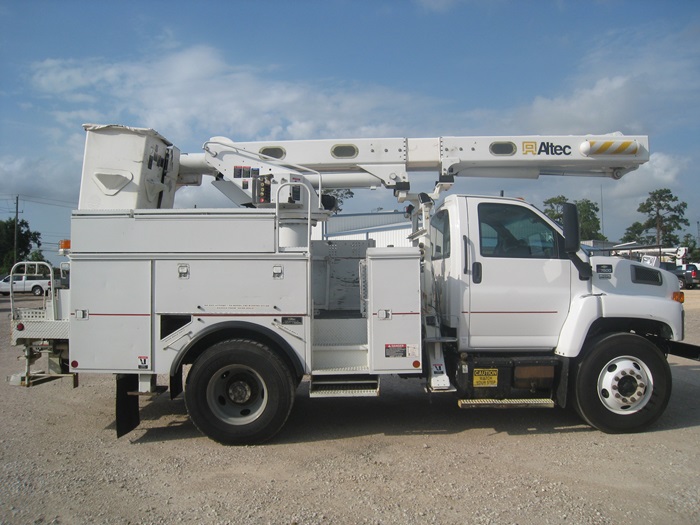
[180,133,648,206]
[77,124,649,212]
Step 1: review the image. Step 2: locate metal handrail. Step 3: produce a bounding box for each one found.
[9,261,57,321]
[274,182,313,253]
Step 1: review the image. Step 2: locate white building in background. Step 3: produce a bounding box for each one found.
[314,211,412,247]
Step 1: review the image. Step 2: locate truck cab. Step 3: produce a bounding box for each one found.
[425,194,687,432]
[431,195,573,351]
[432,194,682,354]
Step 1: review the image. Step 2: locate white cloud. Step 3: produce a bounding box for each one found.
[513,76,644,134]
[446,23,695,141]
[0,154,80,204]
[28,46,438,148]
[612,152,687,198]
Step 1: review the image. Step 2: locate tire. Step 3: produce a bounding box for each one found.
[185,339,295,445]
[573,333,671,433]
[678,278,686,290]
[32,286,43,296]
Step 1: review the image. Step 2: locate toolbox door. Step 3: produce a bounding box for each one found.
[69,260,152,372]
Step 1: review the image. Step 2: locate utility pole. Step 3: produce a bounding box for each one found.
[14,195,19,265]
[600,185,605,239]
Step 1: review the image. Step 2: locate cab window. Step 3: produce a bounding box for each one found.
[478,203,561,259]
[430,209,451,260]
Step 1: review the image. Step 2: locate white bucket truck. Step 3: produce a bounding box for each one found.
[9,124,700,444]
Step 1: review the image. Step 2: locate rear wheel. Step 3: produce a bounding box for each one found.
[185,339,295,445]
[573,333,671,433]
[32,285,43,296]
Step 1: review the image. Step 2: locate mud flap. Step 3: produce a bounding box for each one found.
[170,370,183,400]
[115,374,140,438]
[556,357,569,408]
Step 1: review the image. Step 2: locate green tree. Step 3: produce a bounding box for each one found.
[322,188,354,214]
[543,195,606,240]
[681,233,700,262]
[620,221,655,245]
[576,198,607,241]
[636,188,689,246]
[543,195,567,223]
[27,250,47,263]
[0,218,42,273]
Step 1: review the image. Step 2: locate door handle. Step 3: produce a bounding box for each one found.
[472,262,482,284]
[463,235,469,274]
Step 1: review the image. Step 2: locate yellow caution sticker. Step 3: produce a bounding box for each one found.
[473,368,498,387]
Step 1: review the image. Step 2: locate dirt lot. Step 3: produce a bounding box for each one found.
[1,293,699,525]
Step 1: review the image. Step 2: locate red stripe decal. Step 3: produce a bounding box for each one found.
[462,311,558,315]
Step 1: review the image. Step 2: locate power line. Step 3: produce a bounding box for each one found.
[0,193,78,208]
[21,197,77,208]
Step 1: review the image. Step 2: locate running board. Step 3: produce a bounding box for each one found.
[309,374,380,398]
[458,398,555,409]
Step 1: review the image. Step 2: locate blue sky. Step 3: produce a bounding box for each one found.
[1,0,699,263]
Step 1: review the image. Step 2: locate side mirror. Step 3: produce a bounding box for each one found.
[562,202,580,254]
[562,202,592,279]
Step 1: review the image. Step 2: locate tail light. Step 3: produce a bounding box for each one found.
[692,270,697,278]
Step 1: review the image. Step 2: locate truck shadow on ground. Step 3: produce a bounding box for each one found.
[282,389,594,443]
[126,363,700,444]
[128,377,595,444]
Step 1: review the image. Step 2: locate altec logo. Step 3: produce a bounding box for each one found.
[522,141,572,156]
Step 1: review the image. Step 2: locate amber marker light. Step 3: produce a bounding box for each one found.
[413,360,421,368]
[673,292,684,303]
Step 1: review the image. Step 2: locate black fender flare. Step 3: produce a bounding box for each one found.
[168,320,305,398]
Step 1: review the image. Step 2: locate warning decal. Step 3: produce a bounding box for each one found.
[473,368,498,387]
[385,344,407,358]
[385,344,420,358]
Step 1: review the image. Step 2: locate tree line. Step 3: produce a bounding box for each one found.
[543,188,698,259]
[0,219,43,274]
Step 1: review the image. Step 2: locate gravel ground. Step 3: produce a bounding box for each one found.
[1,293,699,525]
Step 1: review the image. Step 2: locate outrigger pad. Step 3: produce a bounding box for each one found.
[115,374,140,438]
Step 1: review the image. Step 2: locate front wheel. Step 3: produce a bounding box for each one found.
[185,339,295,445]
[573,333,671,433]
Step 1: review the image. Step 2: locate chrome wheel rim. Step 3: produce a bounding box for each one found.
[596,356,653,414]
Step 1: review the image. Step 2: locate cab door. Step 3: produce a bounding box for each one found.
[430,200,466,331]
[430,208,453,326]
[465,198,571,350]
